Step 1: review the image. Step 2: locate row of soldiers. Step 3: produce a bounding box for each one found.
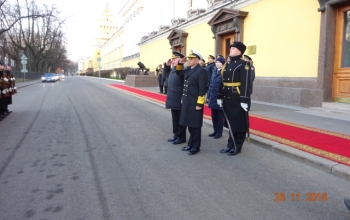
[0,63,16,121]
[163,41,254,155]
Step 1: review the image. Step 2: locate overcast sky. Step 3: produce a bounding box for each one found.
[35,0,128,61]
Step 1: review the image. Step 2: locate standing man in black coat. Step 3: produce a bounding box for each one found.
[165,51,187,145]
[218,41,251,156]
[176,50,208,155]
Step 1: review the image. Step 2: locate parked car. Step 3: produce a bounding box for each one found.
[41,73,57,83]
[58,73,65,80]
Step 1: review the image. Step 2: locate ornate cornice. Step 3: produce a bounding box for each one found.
[123,53,140,61]
[317,0,330,12]
[171,18,186,26]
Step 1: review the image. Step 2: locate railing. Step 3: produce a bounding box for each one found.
[12,71,44,82]
[87,67,154,80]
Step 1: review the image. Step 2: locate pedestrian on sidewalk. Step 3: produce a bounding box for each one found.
[207,56,225,139]
[218,41,251,156]
[165,51,187,145]
[156,64,164,94]
[243,55,255,109]
[176,50,208,155]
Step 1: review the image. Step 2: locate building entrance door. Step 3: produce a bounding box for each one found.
[173,46,184,55]
[333,5,350,103]
[221,33,235,58]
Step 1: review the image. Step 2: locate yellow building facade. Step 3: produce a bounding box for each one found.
[91,0,350,107]
[138,0,350,107]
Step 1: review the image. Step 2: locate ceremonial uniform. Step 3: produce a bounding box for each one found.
[219,42,251,155]
[244,55,255,109]
[163,64,171,94]
[176,50,208,155]
[166,51,187,145]
[0,69,10,120]
[6,71,12,107]
[0,74,3,121]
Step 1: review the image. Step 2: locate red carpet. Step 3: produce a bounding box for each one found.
[109,84,350,166]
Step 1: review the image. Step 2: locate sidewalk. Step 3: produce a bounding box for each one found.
[84,77,350,181]
[15,80,40,88]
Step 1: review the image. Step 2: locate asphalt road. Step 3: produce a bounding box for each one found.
[0,77,349,220]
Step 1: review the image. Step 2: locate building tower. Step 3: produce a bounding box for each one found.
[93,0,117,71]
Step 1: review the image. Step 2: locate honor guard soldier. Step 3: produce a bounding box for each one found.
[176,50,208,155]
[0,63,10,120]
[165,51,187,145]
[218,42,251,156]
[243,55,255,109]
[0,63,3,121]
[10,72,17,94]
[6,65,13,113]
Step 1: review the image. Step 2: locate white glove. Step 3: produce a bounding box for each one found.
[217,99,222,107]
[241,103,248,111]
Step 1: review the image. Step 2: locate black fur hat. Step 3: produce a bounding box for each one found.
[230,41,246,54]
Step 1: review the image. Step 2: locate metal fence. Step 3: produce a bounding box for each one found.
[12,71,45,82]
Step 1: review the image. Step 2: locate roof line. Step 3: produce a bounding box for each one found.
[118,0,131,14]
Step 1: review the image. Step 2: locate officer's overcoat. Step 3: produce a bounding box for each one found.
[176,64,207,128]
[165,68,184,110]
[220,55,250,132]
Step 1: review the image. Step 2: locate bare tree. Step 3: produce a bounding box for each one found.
[0,0,69,73]
[0,0,48,36]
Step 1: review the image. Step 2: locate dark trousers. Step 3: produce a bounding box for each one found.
[211,108,224,135]
[0,97,8,114]
[164,86,167,94]
[158,80,163,93]
[0,98,4,114]
[171,109,186,141]
[248,95,252,110]
[188,127,201,150]
[227,132,246,151]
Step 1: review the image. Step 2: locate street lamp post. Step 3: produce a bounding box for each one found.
[97,57,102,78]
[20,54,27,81]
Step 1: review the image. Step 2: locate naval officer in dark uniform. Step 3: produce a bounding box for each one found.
[176,50,208,155]
[166,51,187,145]
[218,41,251,156]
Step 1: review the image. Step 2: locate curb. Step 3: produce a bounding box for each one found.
[92,78,350,182]
[249,133,350,182]
[16,81,40,89]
